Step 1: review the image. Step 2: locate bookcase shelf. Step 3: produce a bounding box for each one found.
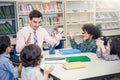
[1,0,120,47]
[64,0,94,47]
[17,0,64,35]
[0,1,17,36]
[95,0,120,31]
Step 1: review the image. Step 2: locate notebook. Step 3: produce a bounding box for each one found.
[59,49,81,55]
[63,62,86,70]
[66,56,91,62]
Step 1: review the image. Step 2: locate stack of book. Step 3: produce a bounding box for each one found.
[0,5,15,19]
[0,22,15,35]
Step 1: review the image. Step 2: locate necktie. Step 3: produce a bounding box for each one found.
[33,31,38,45]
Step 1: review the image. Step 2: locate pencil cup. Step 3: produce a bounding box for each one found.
[49,45,55,55]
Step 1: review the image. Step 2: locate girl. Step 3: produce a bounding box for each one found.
[20,44,54,80]
[96,37,120,61]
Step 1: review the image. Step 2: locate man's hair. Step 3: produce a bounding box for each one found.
[82,24,102,39]
[29,10,43,20]
[0,36,11,54]
[110,37,120,58]
[20,44,42,67]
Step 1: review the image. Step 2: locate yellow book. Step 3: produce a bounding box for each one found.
[63,62,86,70]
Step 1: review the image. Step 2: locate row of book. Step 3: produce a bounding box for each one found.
[0,22,15,35]
[42,16,64,25]
[19,2,63,14]
[97,23,119,30]
[19,16,64,28]
[0,5,15,19]
[96,12,118,19]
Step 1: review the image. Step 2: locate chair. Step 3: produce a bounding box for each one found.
[10,45,20,66]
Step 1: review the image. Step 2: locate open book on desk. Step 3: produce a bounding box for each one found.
[44,57,66,64]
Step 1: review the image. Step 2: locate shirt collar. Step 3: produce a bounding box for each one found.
[28,26,41,32]
[0,53,10,58]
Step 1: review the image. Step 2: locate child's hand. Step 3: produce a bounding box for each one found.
[68,31,74,39]
[54,30,63,41]
[96,39,104,48]
[44,65,54,74]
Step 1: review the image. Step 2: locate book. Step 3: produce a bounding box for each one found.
[3,24,11,34]
[59,49,81,55]
[10,5,15,18]
[1,6,5,18]
[0,24,5,35]
[1,24,9,34]
[63,62,86,70]
[66,56,91,62]
[5,22,15,34]
[0,7,3,18]
[44,57,65,64]
[6,6,11,18]
[45,57,65,61]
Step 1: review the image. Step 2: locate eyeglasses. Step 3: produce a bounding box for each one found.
[82,32,88,34]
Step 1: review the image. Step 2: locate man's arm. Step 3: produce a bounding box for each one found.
[16,31,26,53]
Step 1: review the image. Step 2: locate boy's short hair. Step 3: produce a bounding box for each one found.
[0,36,11,54]
[20,44,42,67]
[29,10,43,20]
[82,24,102,39]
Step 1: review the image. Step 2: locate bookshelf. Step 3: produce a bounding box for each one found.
[95,0,120,36]
[17,0,64,36]
[64,0,95,47]
[0,1,17,36]
[1,0,119,47]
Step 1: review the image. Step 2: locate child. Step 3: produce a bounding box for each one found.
[0,36,22,80]
[96,37,120,61]
[69,23,101,53]
[20,44,54,80]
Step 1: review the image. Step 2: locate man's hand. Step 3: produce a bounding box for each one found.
[25,33,31,45]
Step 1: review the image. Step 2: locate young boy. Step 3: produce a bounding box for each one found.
[69,23,101,53]
[0,36,22,80]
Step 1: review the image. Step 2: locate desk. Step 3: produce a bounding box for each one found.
[41,50,120,80]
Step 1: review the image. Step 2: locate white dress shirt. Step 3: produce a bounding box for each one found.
[16,26,56,53]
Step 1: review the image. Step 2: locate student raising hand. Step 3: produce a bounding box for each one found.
[96,39,104,48]
[44,65,54,80]
[54,30,63,41]
[68,31,74,39]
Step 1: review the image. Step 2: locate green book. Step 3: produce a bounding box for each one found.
[1,6,5,18]
[5,22,15,34]
[1,24,7,34]
[66,56,91,62]
[10,5,15,18]
[2,6,8,18]
[3,24,11,34]
[0,24,5,35]
[0,7,3,18]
